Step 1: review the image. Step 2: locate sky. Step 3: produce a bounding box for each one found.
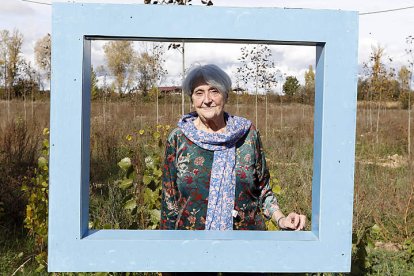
[1,0,414,88]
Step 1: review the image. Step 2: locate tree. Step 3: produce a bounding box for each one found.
[91,65,99,100]
[365,46,399,143]
[103,40,135,94]
[233,66,244,115]
[363,46,398,101]
[0,30,8,97]
[1,29,23,121]
[0,29,24,98]
[283,76,300,97]
[0,31,7,86]
[14,60,39,119]
[370,46,386,143]
[404,35,414,157]
[360,45,392,140]
[144,0,214,116]
[303,65,315,104]
[167,42,186,116]
[135,43,168,124]
[144,0,213,5]
[34,34,51,82]
[238,44,278,128]
[398,66,411,91]
[135,43,167,96]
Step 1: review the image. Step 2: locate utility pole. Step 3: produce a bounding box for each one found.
[4,55,9,122]
[181,42,185,116]
[168,42,186,117]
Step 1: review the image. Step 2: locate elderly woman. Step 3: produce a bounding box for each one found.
[160,64,306,231]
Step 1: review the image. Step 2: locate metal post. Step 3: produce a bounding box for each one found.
[181,41,185,116]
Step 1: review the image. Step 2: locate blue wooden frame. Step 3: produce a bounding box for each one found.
[49,2,358,272]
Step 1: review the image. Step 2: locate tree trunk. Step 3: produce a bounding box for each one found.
[280,95,283,130]
[266,94,269,142]
[24,89,27,121]
[409,86,411,157]
[103,94,106,131]
[236,92,240,115]
[255,64,258,128]
[31,84,34,121]
[156,88,159,125]
[171,93,174,121]
[375,89,382,144]
[369,89,373,133]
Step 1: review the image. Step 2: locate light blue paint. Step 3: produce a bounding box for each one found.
[49,2,358,272]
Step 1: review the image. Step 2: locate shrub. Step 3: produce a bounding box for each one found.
[21,128,49,272]
[0,119,39,228]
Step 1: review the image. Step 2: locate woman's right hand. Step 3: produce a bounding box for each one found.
[279,212,306,231]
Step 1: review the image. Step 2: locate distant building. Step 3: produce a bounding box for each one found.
[158,86,182,95]
[232,87,245,94]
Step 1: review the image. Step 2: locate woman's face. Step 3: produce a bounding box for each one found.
[191,82,226,122]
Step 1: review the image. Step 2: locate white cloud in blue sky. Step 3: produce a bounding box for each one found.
[1,0,414,86]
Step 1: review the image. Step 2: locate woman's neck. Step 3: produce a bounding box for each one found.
[194,116,226,133]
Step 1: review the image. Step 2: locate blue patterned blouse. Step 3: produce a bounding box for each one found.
[160,125,280,230]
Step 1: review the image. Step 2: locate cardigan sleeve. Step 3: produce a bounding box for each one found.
[160,129,180,229]
[254,130,280,220]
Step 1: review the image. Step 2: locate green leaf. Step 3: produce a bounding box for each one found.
[273,184,282,195]
[123,198,137,211]
[119,178,133,190]
[35,264,45,273]
[103,224,112,229]
[42,139,49,149]
[154,168,162,177]
[143,175,153,185]
[149,209,160,223]
[38,157,48,168]
[118,157,132,171]
[371,224,381,234]
[153,131,161,140]
[144,188,157,207]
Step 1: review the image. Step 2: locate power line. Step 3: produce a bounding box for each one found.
[19,0,414,16]
[21,0,51,6]
[360,5,414,15]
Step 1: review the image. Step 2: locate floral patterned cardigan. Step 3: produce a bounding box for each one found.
[160,125,280,230]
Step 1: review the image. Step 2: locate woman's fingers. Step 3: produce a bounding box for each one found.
[284,213,306,230]
[283,213,295,229]
[295,215,306,231]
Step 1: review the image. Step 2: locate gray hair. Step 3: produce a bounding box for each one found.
[182,64,232,99]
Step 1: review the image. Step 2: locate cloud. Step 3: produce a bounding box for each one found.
[14,0,408,89]
[1,0,35,16]
[91,40,107,69]
[89,39,315,88]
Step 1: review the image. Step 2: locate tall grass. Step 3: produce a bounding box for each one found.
[0,96,413,274]
[85,95,412,240]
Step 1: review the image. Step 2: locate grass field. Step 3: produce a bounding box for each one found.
[0,96,413,275]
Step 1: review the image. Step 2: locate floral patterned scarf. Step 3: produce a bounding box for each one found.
[178,112,251,230]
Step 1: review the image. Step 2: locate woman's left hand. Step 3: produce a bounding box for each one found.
[279,212,306,231]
